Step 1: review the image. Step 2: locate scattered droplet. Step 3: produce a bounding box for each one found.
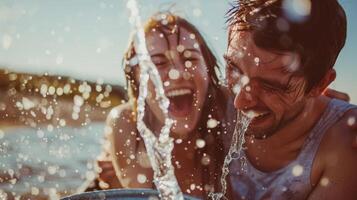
[196,139,206,148]
[320,177,329,187]
[168,69,180,80]
[193,8,202,17]
[31,187,40,195]
[292,164,303,177]
[185,61,192,68]
[207,118,218,129]
[176,45,185,53]
[137,174,147,184]
[164,81,170,87]
[283,0,311,22]
[254,57,260,66]
[347,116,356,126]
[240,75,250,87]
[2,34,12,49]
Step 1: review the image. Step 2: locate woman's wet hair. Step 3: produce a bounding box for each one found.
[226,0,347,92]
[122,12,228,195]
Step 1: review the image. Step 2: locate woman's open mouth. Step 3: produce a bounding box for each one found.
[166,88,194,118]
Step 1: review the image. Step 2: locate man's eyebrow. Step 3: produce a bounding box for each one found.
[151,53,166,58]
[255,76,288,89]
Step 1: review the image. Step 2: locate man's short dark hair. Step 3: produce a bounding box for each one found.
[227,0,347,92]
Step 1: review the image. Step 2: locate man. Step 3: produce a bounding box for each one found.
[225,0,357,199]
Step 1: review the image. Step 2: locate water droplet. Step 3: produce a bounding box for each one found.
[176,45,185,53]
[184,51,192,58]
[201,155,211,166]
[190,183,196,190]
[283,0,311,22]
[31,187,40,195]
[137,174,147,184]
[240,75,250,87]
[185,61,192,68]
[168,69,180,80]
[347,116,356,126]
[74,95,84,106]
[207,118,218,129]
[56,55,63,65]
[59,119,66,127]
[164,81,170,87]
[320,177,329,186]
[232,84,242,95]
[196,139,206,148]
[189,34,196,40]
[254,57,260,66]
[292,164,303,176]
[48,165,57,175]
[37,130,44,138]
[193,8,202,17]
[193,43,199,49]
[2,34,12,49]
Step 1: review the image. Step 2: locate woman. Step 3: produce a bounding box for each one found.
[96,13,232,198]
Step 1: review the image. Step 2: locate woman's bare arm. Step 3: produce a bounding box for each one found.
[106,103,154,188]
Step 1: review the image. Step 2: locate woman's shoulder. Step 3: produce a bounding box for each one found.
[105,102,138,144]
[106,102,136,127]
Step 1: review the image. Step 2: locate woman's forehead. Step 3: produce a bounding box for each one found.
[146,26,200,53]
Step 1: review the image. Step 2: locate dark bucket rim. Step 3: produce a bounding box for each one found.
[60,188,201,200]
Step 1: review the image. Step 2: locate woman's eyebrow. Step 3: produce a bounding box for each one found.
[183,48,200,54]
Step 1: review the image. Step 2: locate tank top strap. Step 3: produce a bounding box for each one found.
[297,98,357,165]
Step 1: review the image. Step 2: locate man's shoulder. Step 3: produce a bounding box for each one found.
[320,106,357,164]
[329,106,357,141]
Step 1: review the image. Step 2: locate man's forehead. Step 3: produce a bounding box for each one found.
[227,31,300,72]
[227,32,275,64]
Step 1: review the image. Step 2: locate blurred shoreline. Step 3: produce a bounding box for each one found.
[0,67,127,128]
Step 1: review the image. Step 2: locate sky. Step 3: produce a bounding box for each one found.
[0,0,356,103]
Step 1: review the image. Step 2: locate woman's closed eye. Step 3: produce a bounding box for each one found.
[151,56,169,67]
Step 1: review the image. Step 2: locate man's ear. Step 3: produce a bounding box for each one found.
[309,68,336,97]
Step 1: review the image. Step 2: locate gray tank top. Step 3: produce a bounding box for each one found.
[228,99,356,200]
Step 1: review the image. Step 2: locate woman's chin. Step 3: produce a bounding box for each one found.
[170,123,196,140]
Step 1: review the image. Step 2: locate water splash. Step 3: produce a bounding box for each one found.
[126,0,183,199]
[209,112,251,200]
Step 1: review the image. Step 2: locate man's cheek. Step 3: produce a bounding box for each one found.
[261,95,287,119]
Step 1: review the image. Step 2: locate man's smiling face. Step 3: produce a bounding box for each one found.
[226,31,310,138]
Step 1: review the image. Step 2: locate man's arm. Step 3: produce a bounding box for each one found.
[324,88,350,102]
[308,111,357,200]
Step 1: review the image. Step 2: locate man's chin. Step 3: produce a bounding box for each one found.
[245,125,276,139]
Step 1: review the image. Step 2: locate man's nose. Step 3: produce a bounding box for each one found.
[234,84,259,111]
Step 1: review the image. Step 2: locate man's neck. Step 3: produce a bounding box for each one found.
[245,96,330,171]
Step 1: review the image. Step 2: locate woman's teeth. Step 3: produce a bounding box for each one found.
[166,89,192,97]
